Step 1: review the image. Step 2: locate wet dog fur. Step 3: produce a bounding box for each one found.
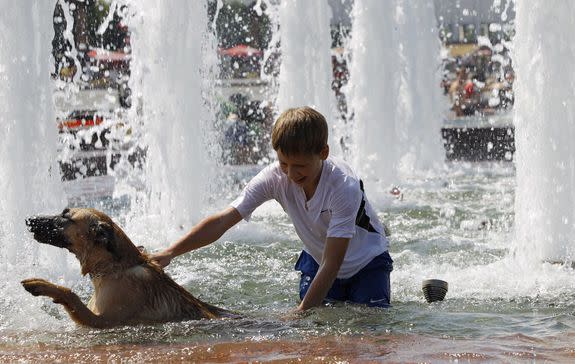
[21,208,232,328]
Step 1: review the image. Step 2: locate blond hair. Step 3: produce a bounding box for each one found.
[271,107,328,156]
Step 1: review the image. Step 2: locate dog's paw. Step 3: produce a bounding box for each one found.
[21,278,70,303]
[22,278,52,296]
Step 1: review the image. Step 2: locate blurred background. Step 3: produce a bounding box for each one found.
[50,0,515,207]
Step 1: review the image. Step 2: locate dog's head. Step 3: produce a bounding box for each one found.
[26,208,146,276]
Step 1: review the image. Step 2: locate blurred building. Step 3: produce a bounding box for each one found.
[434,0,515,56]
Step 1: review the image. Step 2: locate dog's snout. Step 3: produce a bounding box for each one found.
[26,216,44,229]
[26,216,56,231]
[26,215,70,248]
[26,216,42,231]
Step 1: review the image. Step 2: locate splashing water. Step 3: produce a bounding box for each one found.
[0,0,70,330]
[347,0,401,185]
[346,0,444,196]
[276,0,340,151]
[2,1,575,361]
[124,1,218,243]
[513,0,575,264]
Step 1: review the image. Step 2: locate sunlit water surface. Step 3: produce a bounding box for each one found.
[3,162,575,362]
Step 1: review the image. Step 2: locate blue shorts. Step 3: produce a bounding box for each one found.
[295,250,393,307]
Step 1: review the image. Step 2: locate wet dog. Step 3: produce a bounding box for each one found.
[21,208,232,328]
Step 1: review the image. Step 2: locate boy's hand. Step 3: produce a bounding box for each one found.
[298,237,349,311]
[280,307,311,321]
[149,250,174,268]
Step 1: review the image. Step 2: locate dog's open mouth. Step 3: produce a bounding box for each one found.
[26,216,70,248]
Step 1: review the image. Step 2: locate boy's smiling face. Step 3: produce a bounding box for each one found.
[277,146,329,198]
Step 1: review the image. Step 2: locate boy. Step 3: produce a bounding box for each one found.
[151,106,393,311]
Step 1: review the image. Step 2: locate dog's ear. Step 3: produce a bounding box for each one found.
[90,221,119,260]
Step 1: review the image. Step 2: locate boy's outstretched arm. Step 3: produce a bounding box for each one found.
[151,207,243,267]
[297,237,350,311]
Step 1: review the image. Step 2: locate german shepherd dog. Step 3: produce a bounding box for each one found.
[21,208,232,328]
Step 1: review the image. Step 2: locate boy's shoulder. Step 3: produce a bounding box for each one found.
[325,157,357,179]
[252,161,285,183]
[324,157,361,190]
[253,157,360,189]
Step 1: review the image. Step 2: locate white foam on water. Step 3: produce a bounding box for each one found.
[395,253,575,302]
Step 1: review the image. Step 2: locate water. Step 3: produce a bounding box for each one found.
[0,0,70,331]
[2,1,575,362]
[346,0,443,188]
[276,0,340,152]
[125,1,218,236]
[0,0,64,252]
[347,0,401,184]
[513,0,575,264]
[4,164,575,361]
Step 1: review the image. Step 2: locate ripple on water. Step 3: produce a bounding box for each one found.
[3,157,575,361]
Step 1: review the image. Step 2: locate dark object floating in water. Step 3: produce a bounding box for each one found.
[422,279,448,303]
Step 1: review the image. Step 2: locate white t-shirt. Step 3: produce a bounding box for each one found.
[231,157,389,278]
